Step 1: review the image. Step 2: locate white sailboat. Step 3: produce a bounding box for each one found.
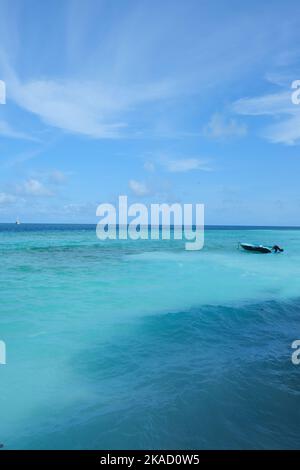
[15,218,21,225]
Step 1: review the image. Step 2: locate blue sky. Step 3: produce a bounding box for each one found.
[1,0,300,224]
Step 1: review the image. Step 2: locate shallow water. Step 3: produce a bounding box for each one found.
[0,224,300,449]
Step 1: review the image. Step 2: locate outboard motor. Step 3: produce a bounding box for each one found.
[272,245,284,253]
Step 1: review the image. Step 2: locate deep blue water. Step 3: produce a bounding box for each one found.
[0,224,300,449]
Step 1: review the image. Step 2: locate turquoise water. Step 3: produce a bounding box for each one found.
[0,224,300,449]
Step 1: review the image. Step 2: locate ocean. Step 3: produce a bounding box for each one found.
[0,224,299,449]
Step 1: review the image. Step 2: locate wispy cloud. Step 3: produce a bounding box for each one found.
[162,158,212,173]
[17,178,53,197]
[203,112,247,139]
[6,74,182,139]
[1,0,294,141]
[233,91,292,116]
[47,170,68,184]
[0,192,16,205]
[232,90,300,144]
[129,179,150,196]
[144,161,155,172]
[0,120,38,141]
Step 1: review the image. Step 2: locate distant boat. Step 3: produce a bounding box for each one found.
[239,243,272,254]
[15,219,21,225]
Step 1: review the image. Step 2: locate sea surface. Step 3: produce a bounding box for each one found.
[0,224,300,449]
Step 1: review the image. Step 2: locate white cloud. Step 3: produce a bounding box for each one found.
[0,120,37,141]
[20,179,53,197]
[28,169,68,184]
[163,158,212,173]
[203,112,247,139]
[232,90,300,145]
[0,192,16,205]
[129,179,150,196]
[144,161,155,172]
[7,75,179,139]
[49,170,67,184]
[232,91,292,116]
[63,202,93,215]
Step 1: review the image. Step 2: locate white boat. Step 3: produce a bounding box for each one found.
[15,218,21,225]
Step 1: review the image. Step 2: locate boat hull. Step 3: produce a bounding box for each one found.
[240,243,272,254]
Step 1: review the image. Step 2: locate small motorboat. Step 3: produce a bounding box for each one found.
[239,243,272,254]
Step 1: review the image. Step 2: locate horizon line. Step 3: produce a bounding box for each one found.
[1,222,300,229]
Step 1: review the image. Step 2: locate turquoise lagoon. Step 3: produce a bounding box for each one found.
[0,224,300,449]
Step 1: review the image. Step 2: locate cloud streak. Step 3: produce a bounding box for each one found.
[0,120,38,141]
[6,72,181,139]
[233,90,300,145]
[203,112,247,139]
[162,158,212,173]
